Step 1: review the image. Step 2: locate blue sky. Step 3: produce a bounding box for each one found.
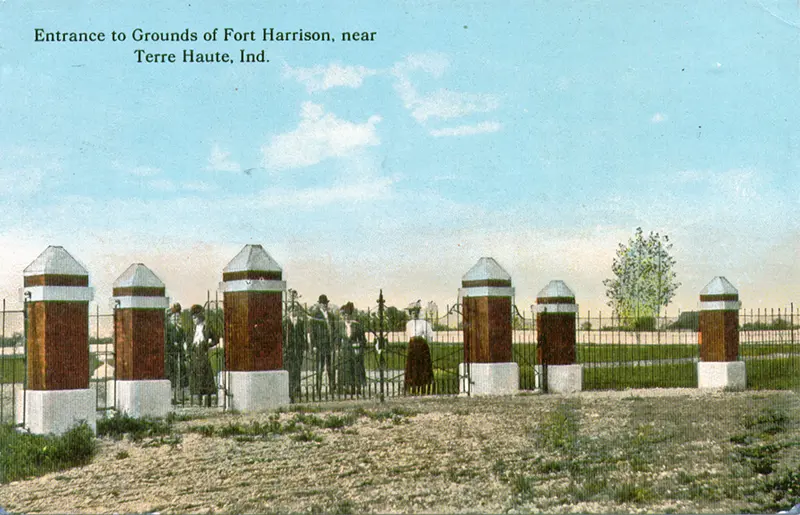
[0,0,797,316]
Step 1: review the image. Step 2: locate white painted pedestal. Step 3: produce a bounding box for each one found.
[697,361,746,390]
[15,389,96,435]
[459,362,519,396]
[547,364,583,394]
[116,379,172,419]
[218,370,289,412]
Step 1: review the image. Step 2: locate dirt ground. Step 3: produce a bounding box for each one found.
[2,388,799,514]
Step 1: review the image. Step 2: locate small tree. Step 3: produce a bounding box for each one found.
[603,227,680,324]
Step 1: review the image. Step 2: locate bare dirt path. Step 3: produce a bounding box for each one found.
[2,388,799,514]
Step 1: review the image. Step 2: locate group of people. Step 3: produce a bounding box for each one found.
[165,293,438,404]
[284,293,368,399]
[165,303,220,407]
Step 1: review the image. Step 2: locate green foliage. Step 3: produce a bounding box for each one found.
[0,356,25,384]
[0,332,23,347]
[0,422,95,483]
[742,318,798,331]
[538,401,580,451]
[668,311,699,331]
[96,413,173,441]
[603,227,680,320]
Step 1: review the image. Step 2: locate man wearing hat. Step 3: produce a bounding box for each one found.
[165,303,188,392]
[283,289,308,402]
[310,294,339,397]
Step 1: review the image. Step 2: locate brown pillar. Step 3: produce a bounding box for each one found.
[221,244,286,371]
[699,277,740,362]
[24,246,93,390]
[112,264,168,380]
[536,280,577,366]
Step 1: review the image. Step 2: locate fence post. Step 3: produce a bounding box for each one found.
[16,246,96,435]
[377,290,386,403]
[458,257,518,396]
[536,280,582,393]
[697,276,745,390]
[219,244,289,412]
[112,263,171,418]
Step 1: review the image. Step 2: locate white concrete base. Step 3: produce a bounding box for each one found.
[219,370,289,412]
[459,362,519,396]
[15,389,96,435]
[116,380,172,419]
[697,361,746,390]
[547,364,583,394]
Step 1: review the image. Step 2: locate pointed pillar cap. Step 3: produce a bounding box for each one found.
[536,280,575,301]
[221,244,286,293]
[113,263,165,289]
[700,276,738,296]
[24,246,88,276]
[462,257,511,286]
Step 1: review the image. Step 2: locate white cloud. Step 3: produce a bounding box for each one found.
[149,179,176,192]
[675,168,761,200]
[391,52,500,125]
[429,121,502,137]
[261,176,395,208]
[206,144,241,173]
[283,63,378,93]
[261,102,382,170]
[651,112,667,123]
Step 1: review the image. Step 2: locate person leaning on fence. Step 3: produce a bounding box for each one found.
[310,294,339,395]
[188,304,220,407]
[404,303,434,394]
[283,291,308,401]
[165,303,188,391]
[338,302,367,395]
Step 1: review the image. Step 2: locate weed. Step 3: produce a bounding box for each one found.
[334,500,357,514]
[115,450,130,460]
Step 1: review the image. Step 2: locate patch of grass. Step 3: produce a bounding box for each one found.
[115,450,129,460]
[97,413,173,442]
[510,473,536,501]
[538,400,580,451]
[291,429,323,443]
[583,362,697,390]
[0,422,95,483]
[613,481,653,504]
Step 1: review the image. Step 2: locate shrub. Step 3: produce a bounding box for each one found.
[0,422,95,483]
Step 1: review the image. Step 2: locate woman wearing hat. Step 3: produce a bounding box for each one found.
[188,304,220,407]
[165,303,188,393]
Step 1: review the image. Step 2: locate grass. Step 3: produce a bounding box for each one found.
[746,357,800,390]
[583,362,697,390]
[0,422,95,483]
[0,356,24,384]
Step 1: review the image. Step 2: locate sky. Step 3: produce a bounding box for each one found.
[0,0,798,320]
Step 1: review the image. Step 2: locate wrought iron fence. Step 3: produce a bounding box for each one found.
[2,296,799,424]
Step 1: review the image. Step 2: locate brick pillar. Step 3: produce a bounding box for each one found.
[16,246,96,435]
[458,257,518,396]
[218,244,289,411]
[697,276,745,389]
[112,263,171,418]
[536,280,582,393]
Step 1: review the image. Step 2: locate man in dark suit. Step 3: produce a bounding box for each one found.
[283,289,308,402]
[310,294,338,396]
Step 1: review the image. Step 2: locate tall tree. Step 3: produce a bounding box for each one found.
[603,227,680,320]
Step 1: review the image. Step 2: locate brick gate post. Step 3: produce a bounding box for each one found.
[697,276,745,389]
[458,257,518,395]
[536,280,582,393]
[112,263,171,418]
[16,246,96,435]
[219,244,289,411]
